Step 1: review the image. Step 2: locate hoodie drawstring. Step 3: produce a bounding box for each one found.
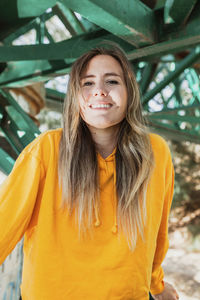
[111,159,118,234]
[94,201,101,227]
[94,150,118,234]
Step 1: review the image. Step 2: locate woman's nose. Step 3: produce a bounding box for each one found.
[93,86,107,97]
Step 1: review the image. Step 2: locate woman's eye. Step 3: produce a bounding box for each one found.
[107,80,119,85]
[82,81,93,86]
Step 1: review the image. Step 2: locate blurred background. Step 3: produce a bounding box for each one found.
[0,0,200,299]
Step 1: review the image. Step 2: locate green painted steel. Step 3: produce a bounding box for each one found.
[143,46,200,105]
[62,0,157,47]
[149,114,199,123]
[0,29,133,88]
[0,148,15,174]
[0,0,200,153]
[0,89,40,133]
[0,60,70,88]
[139,63,157,94]
[144,61,200,143]
[164,0,197,26]
[1,21,200,64]
[128,2,200,60]
[0,29,133,62]
[0,89,40,154]
[2,11,54,45]
[53,3,86,35]
[147,123,200,143]
[17,0,57,18]
[163,1,200,41]
[46,88,65,101]
[127,36,200,61]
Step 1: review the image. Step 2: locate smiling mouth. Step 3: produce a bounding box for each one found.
[89,103,113,109]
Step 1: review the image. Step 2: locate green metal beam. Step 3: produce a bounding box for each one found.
[45,88,65,101]
[128,3,200,61]
[0,18,34,41]
[0,89,40,154]
[53,3,86,35]
[18,0,56,18]
[164,0,197,26]
[0,0,57,19]
[0,89,40,134]
[0,29,133,62]
[2,11,54,45]
[148,123,200,143]
[142,46,200,105]
[1,27,200,65]
[139,63,157,94]
[1,4,200,64]
[147,103,200,114]
[149,114,199,123]
[0,29,134,87]
[0,60,71,88]
[45,88,65,111]
[127,37,200,61]
[0,148,15,175]
[61,0,157,47]
[162,1,200,40]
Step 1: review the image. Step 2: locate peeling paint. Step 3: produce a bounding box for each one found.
[125,24,153,44]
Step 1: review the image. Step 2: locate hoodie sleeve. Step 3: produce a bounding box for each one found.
[0,149,44,265]
[150,142,174,295]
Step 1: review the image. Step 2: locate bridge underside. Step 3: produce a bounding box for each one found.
[0,0,200,174]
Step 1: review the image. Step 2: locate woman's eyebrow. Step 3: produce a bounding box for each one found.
[104,72,121,77]
[81,74,95,79]
[82,72,121,79]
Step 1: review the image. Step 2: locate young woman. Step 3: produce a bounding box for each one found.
[0,45,179,300]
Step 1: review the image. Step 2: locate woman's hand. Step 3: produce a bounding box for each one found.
[152,282,179,300]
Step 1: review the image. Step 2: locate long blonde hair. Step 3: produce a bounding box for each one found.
[58,44,154,250]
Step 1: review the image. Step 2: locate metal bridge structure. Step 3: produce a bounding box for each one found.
[0,0,200,298]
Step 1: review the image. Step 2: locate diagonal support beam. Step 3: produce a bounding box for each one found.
[0,29,133,62]
[0,89,40,154]
[2,11,54,44]
[164,0,197,26]
[61,0,157,47]
[53,3,85,35]
[128,3,200,61]
[0,29,134,87]
[147,122,200,143]
[2,21,200,64]
[0,60,70,88]
[0,148,15,174]
[142,46,200,105]
[127,35,200,61]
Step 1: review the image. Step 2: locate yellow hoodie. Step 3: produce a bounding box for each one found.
[0,129,174,300]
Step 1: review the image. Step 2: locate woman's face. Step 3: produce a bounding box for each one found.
[78,55,127,130]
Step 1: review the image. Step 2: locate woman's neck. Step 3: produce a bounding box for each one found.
[88,125,119,159]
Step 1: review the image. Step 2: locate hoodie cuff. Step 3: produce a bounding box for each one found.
[150,280,165,295]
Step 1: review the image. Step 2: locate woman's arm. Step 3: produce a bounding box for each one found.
[150,141,178,297]
[0,150,43,264]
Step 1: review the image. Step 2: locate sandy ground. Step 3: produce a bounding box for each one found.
[163,248,200,300]
[162,228,200,300]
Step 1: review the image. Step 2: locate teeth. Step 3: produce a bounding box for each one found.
[91,104,111,108]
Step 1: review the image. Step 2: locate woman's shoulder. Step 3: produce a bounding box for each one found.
[21,128,63,160]
[35,128,62,144]
[149,132,172,160]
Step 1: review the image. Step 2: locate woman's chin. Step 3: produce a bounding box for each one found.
[86,122,120,131]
